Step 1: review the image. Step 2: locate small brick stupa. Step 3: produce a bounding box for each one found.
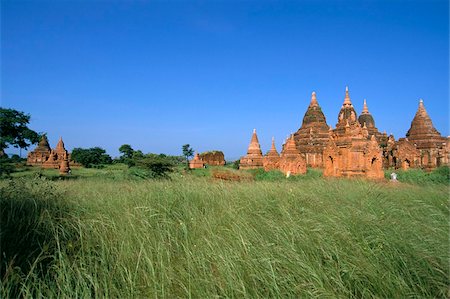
[405,99,448,169]
[239,129,264,169]
[323,87,384,179]
[189,153,205,169]
[293,92,330,168]
[263,137,280,171]
[279,135,306,175]
[59,152,71,175]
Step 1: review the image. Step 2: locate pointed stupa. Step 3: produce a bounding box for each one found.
[35,135,52,152]
[239,129,264,169]
[336,86,358,131]
[343,86,352,106]
[300,91,328,127]
[405,99,444,149]
[55,137,66,151]
[358,99,376,128]
[247,129,263,155]
[266,137,280,157]
[293,91,330,167]
[281,135,301,157]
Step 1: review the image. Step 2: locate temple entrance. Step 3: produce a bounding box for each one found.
[402,159,410,170]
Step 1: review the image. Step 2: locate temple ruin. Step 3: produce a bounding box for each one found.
[27,136,75,170]
[189,153,205,169]
[199,151,225,166]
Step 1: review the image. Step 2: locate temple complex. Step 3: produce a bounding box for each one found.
[199,151,225,166]
[293,92,330,168]
[322,88,384,179]
[189,153,205,169]
[240,90,447,177]
[239,129,264,169]
[279,135,307,175]
[263,137,280,171]
[404,99,449,170]
[27,136,77,170]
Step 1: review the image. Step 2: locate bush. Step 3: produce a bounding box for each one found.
[71,147,112,168]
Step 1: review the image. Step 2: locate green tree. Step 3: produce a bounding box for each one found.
[136,155,173,179]
[182,144,194,170]
[119,144,134,159]
[71,147,112,168]
[0,108,41,155]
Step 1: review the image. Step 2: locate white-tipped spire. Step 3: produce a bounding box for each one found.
[343,86,352,106]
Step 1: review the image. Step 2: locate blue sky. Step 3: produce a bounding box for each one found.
[2,0,448,159]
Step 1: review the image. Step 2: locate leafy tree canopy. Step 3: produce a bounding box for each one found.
[71,147,112,168]
[0,108,41,153]
[119,144,134,159]
[182,144,194,170]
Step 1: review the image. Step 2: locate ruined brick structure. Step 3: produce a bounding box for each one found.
[240,129,264,169]
[199,151,225,166]
[27,136,74,170]
[189,153,205,169]
[323,87,384,179]
[293,92,330,168]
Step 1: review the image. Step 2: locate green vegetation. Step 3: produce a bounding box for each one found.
[1,166,448,298]
[0,108,41,154]
[71,147,113,168]
[385,166,450,185]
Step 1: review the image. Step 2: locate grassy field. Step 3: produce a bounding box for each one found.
[1,166,449,298]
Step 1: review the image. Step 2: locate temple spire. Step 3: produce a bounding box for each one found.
[343,86,352,106]
[310,91,318,107]
[362,99,369,114]
[56,137,65,151]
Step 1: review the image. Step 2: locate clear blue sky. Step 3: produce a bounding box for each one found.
[2,0,448,160]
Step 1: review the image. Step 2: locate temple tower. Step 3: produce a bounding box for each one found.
[293,91,330,167]
[263,137,281,171]
[405,99,448,169]
[239,129,264,169]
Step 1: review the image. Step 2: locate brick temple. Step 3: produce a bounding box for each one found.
[27,136,75,172]
[239,87,449,178]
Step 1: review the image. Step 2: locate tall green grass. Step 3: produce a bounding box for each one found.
[1,175,449,298]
